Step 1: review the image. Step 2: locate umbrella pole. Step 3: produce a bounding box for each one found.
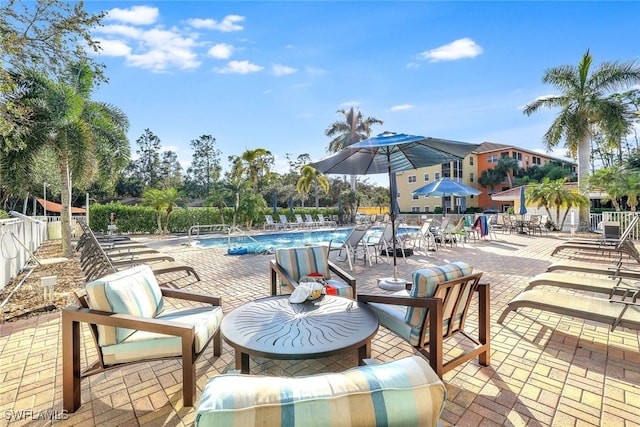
[388,163,398,281]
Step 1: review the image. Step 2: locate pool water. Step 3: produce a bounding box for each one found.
[195,226,418,254]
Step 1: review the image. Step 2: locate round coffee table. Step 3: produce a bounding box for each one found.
[221,295,379,373]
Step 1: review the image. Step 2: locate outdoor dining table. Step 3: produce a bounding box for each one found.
[220,295,379,374]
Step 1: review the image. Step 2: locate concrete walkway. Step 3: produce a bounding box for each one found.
[1,230,639,426]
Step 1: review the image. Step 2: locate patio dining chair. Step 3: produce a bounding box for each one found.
[357,262,490,377]
[325,225,372,270]
[527,214,544,236]
[62,264,223,412]
[270,245,357,298]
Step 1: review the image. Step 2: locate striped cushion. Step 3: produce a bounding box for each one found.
[405,262,472,346]
[276,246,332,281]
[85,265,164,346]
[326,279,353,299]
[101,306,223,365]
[196,356,446,427]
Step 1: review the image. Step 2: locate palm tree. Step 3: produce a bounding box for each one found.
[494,157,519,187]
[527,178,588,230]
[1,62,129,256]
[239,148,273,194]
[478,168,502,208]
[296,165,329,208]
[523,50,640,230]
[325,107,383,192]
[143,188,166,233]
[588,166,623,211]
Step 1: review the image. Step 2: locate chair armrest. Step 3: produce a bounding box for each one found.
[328,260,357,297]
[270,259,299,295]
[357,293,440,309]
[63,305,197,337]
[160,287,221,306]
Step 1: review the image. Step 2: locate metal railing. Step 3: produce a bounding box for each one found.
[0,217,48,291]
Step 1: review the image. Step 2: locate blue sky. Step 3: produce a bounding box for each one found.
[86,1,640,186]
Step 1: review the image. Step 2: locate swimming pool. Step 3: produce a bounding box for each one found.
[194,226,418,254]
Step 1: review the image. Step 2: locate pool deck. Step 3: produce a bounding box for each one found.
[1,230,639,426]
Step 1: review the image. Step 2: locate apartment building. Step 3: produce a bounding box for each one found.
[395,141,576,213]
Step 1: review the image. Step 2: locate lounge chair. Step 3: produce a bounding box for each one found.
[294,213,307,228]
[546,259,640,280]
[551,214,639,262]
[524,271,638,296]
[406,219,437,252]
[357,262,490,377]
[365,222,409,264]
[317,213,337,227]
[497,285,640,332]
[270,246,356,298]
[323,225,371,270]
[279,214,296,229]
[565,214,638,246]
[62,264,223,412]
[263,214,279,230]
[304,213,319,228]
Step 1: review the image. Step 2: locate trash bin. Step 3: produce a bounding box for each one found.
[602,221,620,240]
[47,221,62,239]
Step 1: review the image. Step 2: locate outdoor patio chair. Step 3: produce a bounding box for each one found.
[62,264,223,412]
[546,259,640,279]
[263,214,279,230]
[305,214,319,228]
[523,271,637,296]
[294,214,308,228]
[430,217,455,248]
[317,213,337,227]
[407,219,437,252]
[279,214,296,229]
[324,225,372,270]
[270,246,357,298]
[527,214,545,235]
[497,284,640,333]
[357,261,490,378]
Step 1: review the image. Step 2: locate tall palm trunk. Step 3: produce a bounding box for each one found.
[577,136,591,231]
[59,154,73,257]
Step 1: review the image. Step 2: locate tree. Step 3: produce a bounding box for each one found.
[143,188,165,233]
[159,151,183,190]
[588,166,623,211]
[494,157,519,187]
[325,107,383,192]
[1,62,129,256]
[523,50,640,230]
[527,178,588,230]
[186,135,221,198]
[478,168,503,208]
[296,165,329,208]
[239,148,273,194]
[135,129,161,188]
[1,0,105,149]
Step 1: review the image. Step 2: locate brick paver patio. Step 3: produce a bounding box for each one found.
[1,229,639,426]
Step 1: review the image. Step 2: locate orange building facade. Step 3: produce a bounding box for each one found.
[395,142,576,213]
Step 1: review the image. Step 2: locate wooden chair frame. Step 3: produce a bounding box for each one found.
[270,258,356,297]
[62,287,222,412]
[357,274,490,378]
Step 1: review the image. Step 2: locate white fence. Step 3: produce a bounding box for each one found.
[0,217,48,291]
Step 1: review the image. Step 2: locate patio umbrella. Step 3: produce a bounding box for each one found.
[412,178,481,216]
[519,186,528,216]
[288,195,294,217]
[272,193,278,216]
[310,131,479,282]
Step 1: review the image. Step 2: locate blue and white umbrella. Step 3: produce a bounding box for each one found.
[412,178,481,215]
[310,132,479,281]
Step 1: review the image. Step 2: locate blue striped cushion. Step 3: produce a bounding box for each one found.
[85,265,164,346]
[405,262,472,346]
[325,280,353,298]
[276,246,332,281]
[101,306,223,365]
[196,356,446,426]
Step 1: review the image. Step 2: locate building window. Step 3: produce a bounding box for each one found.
[434,172,440,180]
[453,160,462,179]
[469,173,474,183]
[469,157,474,166]
[423,172,429,181]
[408,175,416,184]
[411,206,420,213]
[487,155,498,163]
[441,163,450,178]
[412,194,419,200]
[500,152,510,158]
[532,156,541,165]
[424,206,430,213]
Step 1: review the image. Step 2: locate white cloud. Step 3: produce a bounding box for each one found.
[390,104,414,111]
[208,43,233,59]
[187,15,245,32]
[106,6,159,25]
[94,24,201,72]
[215,60,264,74]
[272,64,297,76]
[419,38,483,62]
[406,62,420,69]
